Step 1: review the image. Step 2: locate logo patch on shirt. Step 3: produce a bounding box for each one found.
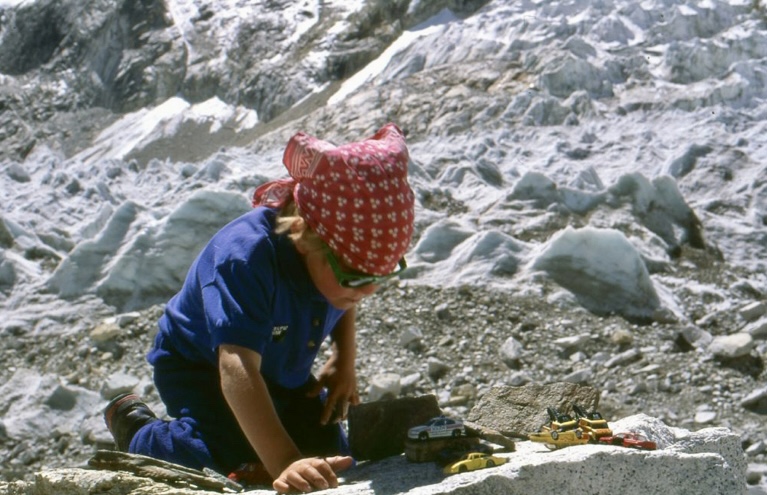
[271,325,289,342]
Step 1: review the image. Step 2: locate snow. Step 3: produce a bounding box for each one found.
[328,9,459,105]
[72,97,259,167]
[1,0,767,335]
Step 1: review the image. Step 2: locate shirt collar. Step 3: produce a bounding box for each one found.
[274,230,327,302]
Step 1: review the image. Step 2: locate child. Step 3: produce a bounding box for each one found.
[103,123,415,493]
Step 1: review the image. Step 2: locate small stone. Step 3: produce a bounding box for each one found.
[399,326,423,347]
[676,326,713,350]
[708,333,753,359]
[499,336,524,369]
[741,386,767,412]
[367,373,402,402]
[746,466,764,485]
[451,383,477,401]
[745,441,767,456]
[610,329,634,346]
[553,334,591,350]
[743,317,767,339]
[694,411,716,424]
[739,301,767,322]
[604,348,641,368]
[90,321,121,344]
[435,303,451,320]
[100,372,140,399]
[508,372,531,387]
[115,312,141,327]
[6,163,31,182]
[563,368,593,384]
[401,372,421,390]
[569,351,588,362]
[44,384,78,411]
[427,358,450,381]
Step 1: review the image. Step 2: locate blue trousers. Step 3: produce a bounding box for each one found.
[130,334,349,474]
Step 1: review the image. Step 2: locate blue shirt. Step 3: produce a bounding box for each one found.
[155,207,346,388]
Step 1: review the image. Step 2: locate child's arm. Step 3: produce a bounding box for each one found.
[218,343,352,493]
[309,307,360,424]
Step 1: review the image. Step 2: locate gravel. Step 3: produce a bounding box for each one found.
[1,254,765,482]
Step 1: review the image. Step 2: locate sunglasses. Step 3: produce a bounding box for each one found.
[323,246,407,288]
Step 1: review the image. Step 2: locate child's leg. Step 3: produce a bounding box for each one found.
[132,343,258,473]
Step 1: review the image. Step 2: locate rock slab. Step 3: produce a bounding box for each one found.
[0,414,746,495]
[347,395,441,461]
[467,383,600,438]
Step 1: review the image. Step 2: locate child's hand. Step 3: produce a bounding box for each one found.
[307,356,360,425]
[272,455,353,494]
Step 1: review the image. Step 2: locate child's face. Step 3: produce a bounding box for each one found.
[300,248,379,310]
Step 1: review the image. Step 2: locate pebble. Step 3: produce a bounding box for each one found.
[604,348,641,368]
[742,387,767,408]
[694,410,717,424]
[739,301,767,322]
[508,371,532,386]
[100,371,140,399]
[676,326,713,349]
[708,333,754,359]
[367,373,402,402]
[747,441,767,456]
[609,329,634,346]
[552,334,591,350]
[744,317,767,339]
[399,326,423,347]
[89,321,121,344]
[563,368,593,384]
[435,303,451,320]
[499,336,524,368]
[426,357,450,380]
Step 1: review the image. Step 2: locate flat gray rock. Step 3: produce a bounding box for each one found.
[1,414,746,495]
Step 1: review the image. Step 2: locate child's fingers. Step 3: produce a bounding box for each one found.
[305,377,325,398]
[273,458,340,493]
[272,477,291,494]
[320,397,337,425]
[324,455,354,473]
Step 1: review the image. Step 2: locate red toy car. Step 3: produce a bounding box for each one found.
[599,432,657,450]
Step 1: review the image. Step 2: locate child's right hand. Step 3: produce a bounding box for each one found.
[272,455,354,494]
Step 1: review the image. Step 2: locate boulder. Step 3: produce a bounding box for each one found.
[466,383,600,438]
[0,414,746,495]
[347,395,442,461]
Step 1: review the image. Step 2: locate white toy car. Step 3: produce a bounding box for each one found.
[408,416,465,441]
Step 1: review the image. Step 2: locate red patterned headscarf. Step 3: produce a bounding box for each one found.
[253,123,415,276]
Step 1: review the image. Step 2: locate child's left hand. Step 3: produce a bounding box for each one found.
[307,355,360,425]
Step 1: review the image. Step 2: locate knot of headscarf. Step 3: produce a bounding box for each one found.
[253,123,415,276]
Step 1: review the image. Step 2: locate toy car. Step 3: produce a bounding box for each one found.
[442,452,508,474]
[572,404,612,442]
[408,416,466,441]
[545,407,578,432]
[598,432,657,450]
[528,426,590,450]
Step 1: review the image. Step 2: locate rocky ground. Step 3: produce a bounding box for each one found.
[1,240,766,486]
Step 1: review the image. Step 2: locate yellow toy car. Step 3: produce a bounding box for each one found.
[443,452,508,474]
[573,404,612,442]
[545,407,578,432]
[528,426,591,450]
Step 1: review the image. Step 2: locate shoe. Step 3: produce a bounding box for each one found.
[103,393,158,452]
